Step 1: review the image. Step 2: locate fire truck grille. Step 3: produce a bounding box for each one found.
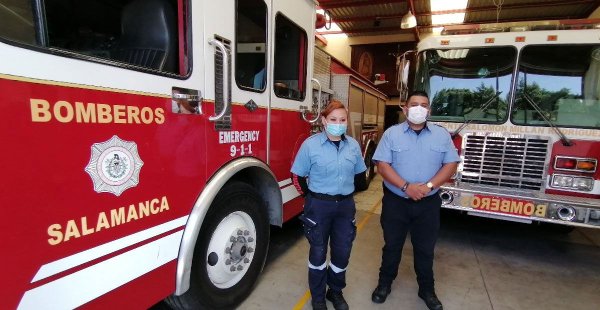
[460,135,549,191]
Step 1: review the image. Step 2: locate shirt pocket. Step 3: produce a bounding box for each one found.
[391,145,411,168]
[311,153,336,179]
[342,152,358,173]
[429,144,446,165]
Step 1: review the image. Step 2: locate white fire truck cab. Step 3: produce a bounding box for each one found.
[400,20,600,229]
[0,0,321,309]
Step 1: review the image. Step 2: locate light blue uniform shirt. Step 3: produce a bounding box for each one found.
[291,132,367,196]
[373,122,460,198]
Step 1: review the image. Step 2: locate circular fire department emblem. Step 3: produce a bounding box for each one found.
[85,135,143,196]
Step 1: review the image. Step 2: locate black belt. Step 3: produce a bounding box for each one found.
[309,191,352,202]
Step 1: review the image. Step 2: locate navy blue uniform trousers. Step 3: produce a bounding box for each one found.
[301,194,357,302]
[378,185,441,292]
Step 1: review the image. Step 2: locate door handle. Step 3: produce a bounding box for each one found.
[209,39,230,122]
[302,78,321,123]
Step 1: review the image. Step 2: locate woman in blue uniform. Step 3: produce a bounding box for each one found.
[291,100,367,310]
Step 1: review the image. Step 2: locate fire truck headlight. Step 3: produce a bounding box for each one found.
[551,174,593,191]
[590,210,600,220]
[572,177,593,191]
[552,175,573,187]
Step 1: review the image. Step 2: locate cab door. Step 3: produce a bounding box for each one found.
[268,0,316,194]
[202,0,271,176]
[201,0,316,212]
[0,1,206,309]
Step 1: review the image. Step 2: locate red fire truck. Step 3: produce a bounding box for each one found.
[399,20,600,229]
[1,0,324,309]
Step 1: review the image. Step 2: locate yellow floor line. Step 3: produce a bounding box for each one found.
[357,198,382,230]
[292,291,312,310]
[292,197,382,309]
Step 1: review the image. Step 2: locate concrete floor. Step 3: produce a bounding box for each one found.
[239,174,600,310]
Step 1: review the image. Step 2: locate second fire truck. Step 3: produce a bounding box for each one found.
[399,20,600,230]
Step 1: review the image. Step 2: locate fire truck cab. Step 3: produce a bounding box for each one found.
[1,0,319,309]
[400,20,600,229]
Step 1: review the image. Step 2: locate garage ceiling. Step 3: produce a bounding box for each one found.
[317,0,600,41]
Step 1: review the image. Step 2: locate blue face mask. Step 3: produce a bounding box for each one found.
[325,123,347,137]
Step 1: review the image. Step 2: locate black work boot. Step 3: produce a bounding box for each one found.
[326,289,349,310]
[312,299,328,310]
[418,290,443,310]
[371,285,391,304]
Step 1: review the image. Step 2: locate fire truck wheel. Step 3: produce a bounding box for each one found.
[167,181,270,310]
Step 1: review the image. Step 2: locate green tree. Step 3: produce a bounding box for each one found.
[514,79,575,123]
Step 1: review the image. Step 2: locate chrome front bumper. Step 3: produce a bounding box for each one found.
[439,183,600,228]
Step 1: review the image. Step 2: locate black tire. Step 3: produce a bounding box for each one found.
[166,182,270,310]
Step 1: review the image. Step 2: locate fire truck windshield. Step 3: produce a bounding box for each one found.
[416,44,600,129]
[417,46,515,124]
[512,44,600,129]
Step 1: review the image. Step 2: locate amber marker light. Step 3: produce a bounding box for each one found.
[576,160,597,172]
[555,156,598,172]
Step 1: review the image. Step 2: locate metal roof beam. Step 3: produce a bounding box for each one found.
[317,26,413,35]
[332,0,595,22]
[418,15,596,29]
[418,0,596,16]
[334,14,403,23]
[318,0,406,10]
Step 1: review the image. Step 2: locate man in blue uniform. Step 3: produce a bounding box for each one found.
[291,101,367,310]
[370,91,459,310]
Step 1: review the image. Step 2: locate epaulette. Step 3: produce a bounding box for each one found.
[430,122,451,133]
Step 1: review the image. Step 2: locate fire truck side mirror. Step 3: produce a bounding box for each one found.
[397,59,410,102]
[396,50,414,103]
[172,91,202,114]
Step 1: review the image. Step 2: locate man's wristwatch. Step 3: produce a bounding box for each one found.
[401,182,410,192]
[426,182,435,191]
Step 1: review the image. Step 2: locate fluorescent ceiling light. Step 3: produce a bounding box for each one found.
[430,0,467,25]
[432,13,465,25]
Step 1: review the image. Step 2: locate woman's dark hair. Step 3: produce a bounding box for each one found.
[321,100,347,117]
